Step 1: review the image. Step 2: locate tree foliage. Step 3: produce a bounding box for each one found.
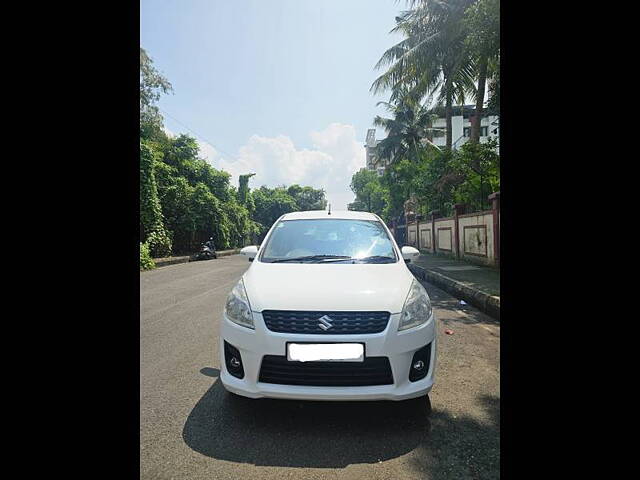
[140,242,156,271]
[140,139,172,257]
[139,49,327,257]
[252,186,299,239]
[286,185,328,211]
[374,91,442,164]
[449,138,499,211]
[238,173,256,207]
[372,0,477,149]
[142,130,328,254]
[351,140,499,220]
[348,169,387,217]
[140,140,165,238]
[353,0,500,222]
[140,48,172,140]
[373,0,500,149]
[463,0,500,141]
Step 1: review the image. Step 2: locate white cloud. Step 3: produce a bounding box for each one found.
[196,139,219,165]
[210,123,365,210]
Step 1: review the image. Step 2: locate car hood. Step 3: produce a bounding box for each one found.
[242,261,415,313]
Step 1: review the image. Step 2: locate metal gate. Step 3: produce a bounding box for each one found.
[393,214,407,246]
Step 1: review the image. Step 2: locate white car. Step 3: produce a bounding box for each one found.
[220,210,437,402]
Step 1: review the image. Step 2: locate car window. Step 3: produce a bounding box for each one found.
[260,219,397,263]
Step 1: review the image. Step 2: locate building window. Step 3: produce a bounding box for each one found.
[464,126,489,137]
[432,129,445,138]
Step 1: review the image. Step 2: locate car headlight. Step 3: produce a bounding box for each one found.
[399,279,433,331]
[224,279,254,329]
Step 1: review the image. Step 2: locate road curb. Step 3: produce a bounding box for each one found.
[408,264,500,320]
[153,249,240,268]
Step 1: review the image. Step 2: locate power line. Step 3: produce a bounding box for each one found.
[158,107,236,160]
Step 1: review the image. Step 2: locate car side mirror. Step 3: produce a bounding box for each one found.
[240,245,259,262]
[401,246,420,264]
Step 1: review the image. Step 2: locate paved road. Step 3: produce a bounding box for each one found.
[140,255,500,480]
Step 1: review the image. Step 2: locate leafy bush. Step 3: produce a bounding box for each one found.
[140,242,156,270]
[146,229,173,258]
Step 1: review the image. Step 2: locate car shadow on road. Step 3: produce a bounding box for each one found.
[183,368,499,474]
[408,394,500,479]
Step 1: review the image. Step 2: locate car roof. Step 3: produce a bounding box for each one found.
[280,210,381,221]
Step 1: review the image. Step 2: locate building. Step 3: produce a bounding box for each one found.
[364,106,499,175]
[365,128,388,176]
[429,105,499,151]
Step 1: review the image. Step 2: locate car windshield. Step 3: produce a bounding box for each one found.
[260,219,397,263]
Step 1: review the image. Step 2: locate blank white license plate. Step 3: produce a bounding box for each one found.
[287,343,364,362]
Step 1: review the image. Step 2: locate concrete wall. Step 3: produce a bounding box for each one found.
[403,194,500,266]
[408,223,417,246]
[458,212,495,264]
[419,222,432,250]
[435,218,455,253]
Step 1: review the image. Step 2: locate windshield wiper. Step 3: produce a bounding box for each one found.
[353,255,396,263]
[270,255,395,264]
[270,255,352,263]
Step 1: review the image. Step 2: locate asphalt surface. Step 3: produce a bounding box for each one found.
[140,255,500,479]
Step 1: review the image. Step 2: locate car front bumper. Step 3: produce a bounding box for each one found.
[219,310,437,401]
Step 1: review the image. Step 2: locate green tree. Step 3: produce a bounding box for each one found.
[349,169,387,217]
[413,148,460,216]
[238,173,256,206]
[140,140,164,238]
[372,0,476,149]
[252,186,298,237]
[286,184,328,211]
[140,140,172,256]
[449,138,499,210]
[189,183,229,248]
[223,199,260,248]
[158,176,195,253]
[347,198,367,211]
[140,48,173,140]
[464,0,500,142]
[381,158,419,221]
[139,49,331,254]
[374,91,441,165]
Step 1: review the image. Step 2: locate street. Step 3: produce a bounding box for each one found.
[140,255,500,479]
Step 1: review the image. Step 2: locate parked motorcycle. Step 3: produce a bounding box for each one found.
[196,239,218,260]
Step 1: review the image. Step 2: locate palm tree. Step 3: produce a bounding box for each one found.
[463,0,499,143]
[373,90,441,166]
[371,0,476,150]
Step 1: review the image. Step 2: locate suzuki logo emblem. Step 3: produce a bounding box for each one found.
[318,315,333,330]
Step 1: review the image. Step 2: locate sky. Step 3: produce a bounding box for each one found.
[141,0,405,209]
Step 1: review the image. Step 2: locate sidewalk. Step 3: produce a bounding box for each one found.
[408,252,500,320]
[152,248,240,268]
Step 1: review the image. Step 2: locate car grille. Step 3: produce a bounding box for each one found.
[261,310,390,335]
[258,355,394,386]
